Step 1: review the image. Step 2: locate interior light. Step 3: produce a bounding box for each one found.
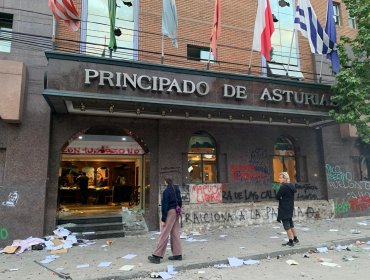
[204,154,213,159]
[122,137,126,141]
[78,136,83,140]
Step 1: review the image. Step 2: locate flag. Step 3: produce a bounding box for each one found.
[325,0,340,73]
[48,0,80,32]
[252,0,275,61]
[108,0,117,51]
[162,0,178,48]
[294,0,335,55]
[210,0,221,58]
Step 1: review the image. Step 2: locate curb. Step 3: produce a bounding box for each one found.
[93,236,370,280]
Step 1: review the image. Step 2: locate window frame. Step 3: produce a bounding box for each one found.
[333,3,341,26]
[0,12,13,53]
[187,44,215,63]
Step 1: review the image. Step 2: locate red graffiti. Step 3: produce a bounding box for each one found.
[230,164,269,182]
[349,195,370,212]
[190,184,222,203]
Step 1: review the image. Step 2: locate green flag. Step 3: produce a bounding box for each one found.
[108,0,117,51]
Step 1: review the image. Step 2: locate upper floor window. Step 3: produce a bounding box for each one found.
[348,12,357,29]
[273,136,297,183]
[81,0,137,59]
[0,12,13,53]
[268,0,303,79]
[333,3,341,25]
[187,45,215,63]
[187,131,217,184]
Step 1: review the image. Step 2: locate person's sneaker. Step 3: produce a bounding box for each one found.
[168,255,182,261]
[293,238,299,244]
[148,255,161,264]
[283,241,294,247]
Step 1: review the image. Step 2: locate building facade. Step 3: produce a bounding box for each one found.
[0,0,369,245]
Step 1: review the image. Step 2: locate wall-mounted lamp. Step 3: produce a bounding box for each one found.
[287,118,291,124]
[80,102,86,111]
[136,108,141,115]
[161,110,166,116]
[249,116,253,122]
[305,120,310,126]
[185,112,189,118]
[269,117,272,123]
[109,105,114,113]
[207,113,212,119]
[229,115,233,121]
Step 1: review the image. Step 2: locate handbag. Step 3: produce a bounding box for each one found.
[173,186,182,216]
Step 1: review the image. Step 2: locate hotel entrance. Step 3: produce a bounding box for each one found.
[57,127,150,219]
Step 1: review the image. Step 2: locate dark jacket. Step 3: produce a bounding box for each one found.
[161,184,182,223]
[276,183,296,221]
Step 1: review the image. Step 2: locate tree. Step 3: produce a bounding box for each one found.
[329,0,370,143]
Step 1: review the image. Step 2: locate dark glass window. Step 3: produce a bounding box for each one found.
[0,12,13,53]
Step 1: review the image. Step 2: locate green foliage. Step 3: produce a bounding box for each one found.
[329,0,370,143]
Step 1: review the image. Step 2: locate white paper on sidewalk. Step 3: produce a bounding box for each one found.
[244,259,259,265]
[76,264,89,268]
[270,236,279,239]
[53,227,71,237]
[219,235,227,238]
[357,222,367,226]
[329,229,339,232]
[185,238,208,242]
[317,247,328,253]
[286,260,299,265]
[122,254,137,260]
[119,265,135,271]
[167,265,176,275]
[158,271,173,279]
[40,255,59,264]
[228,257,244,267]
[320,262,340,267]
[98,262,112,267]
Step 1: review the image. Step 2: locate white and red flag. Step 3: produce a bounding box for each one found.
[48,0,80,32]
[252,0,275,60]
[210,0,221,59]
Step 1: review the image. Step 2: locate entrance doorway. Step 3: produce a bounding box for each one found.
[57,127,150,218]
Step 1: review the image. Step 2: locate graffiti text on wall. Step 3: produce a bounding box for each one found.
[326,164,370,190]
[189,184,223,203]
[0,227,9,240]
[223,189,276,201]
[230,148,270,184]
[184,206,316,224]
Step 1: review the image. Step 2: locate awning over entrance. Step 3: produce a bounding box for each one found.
[43,52,335,128]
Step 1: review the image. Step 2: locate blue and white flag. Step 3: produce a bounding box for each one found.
[325,0,340,73]
[162,0,178,48]
[294,0,335,55]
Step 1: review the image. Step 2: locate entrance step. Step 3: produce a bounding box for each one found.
[58,215,125,239]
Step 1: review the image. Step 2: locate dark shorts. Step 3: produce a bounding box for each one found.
[282,218,294,230]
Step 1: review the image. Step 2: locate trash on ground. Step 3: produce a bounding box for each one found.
[316,247,329,253]
[244,259,259,265]
[214,264,229,268]
[158,271,173,279]
[119,265,135,271]
[286,260,299,265]
[122,253,137,259]
[342,255,355,261]
[228,256,244,267]
[76,264,89,269]
[40,255,59,264]
[97,261,112,267]
[350,229,361,234]
[320,262,341,267]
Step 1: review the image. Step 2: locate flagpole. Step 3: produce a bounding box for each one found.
[248,49,253,74]
[207,46,212,70]
[161,34,164,64]
[286,29,296,77]
[319,54,324,83]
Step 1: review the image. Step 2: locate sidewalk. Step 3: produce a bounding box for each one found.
[1,216,370,280]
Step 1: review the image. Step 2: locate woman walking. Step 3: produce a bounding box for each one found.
[148,178,182,264]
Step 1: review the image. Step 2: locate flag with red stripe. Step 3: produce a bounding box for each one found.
[252,0,275,60]
[210,0,221,59]
[48,0,80,32]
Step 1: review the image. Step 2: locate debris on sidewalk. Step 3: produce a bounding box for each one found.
[118,265,135,271]
[286,260,299,265]
[228,257,244,267]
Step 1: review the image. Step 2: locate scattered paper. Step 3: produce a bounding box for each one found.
[3,246,20,254]
[98,262,112,267]
[76,264,89,269]
[350,229,361,234]
[50,248,68,254]
[185,238,208,242]
[119,265,135,271]
[122,254,137,260]
[53,227,71,237]
[198,271,206,274]
[357,222,367,226]
[320,262,340,267]
[82,232,95,235]
[329,229,339,232]
[180,234,187,239]
[40,255,59,264]
[228,257,244,267]
[219,235,227,238]
[214,264,229,268]
[272,226,280,229]
[318,257,332,262]
[191,231,201,236]
[342,256,355,261]
[317,247,328,253]
[158,271,173,280]
[286,260,299,265]
[167,265,175,275]
[270,236,279,239]
[244,259,259,265]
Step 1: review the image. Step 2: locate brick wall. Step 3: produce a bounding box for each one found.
[55,1,357,79]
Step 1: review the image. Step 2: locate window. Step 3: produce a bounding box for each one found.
[348,11,357,29]
[352,143,370,181]
[187,131,217,183]
[187,45,215,62]
[333,3,341,25]
[81,0,137,59]
[268,0,303,78]
[0,12,13,53]
[272,137,297,183]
